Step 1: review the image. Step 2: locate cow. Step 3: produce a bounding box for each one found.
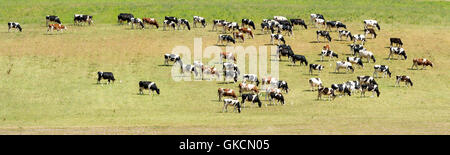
[352,34,366,45]
[345,80,361,94]
[243,74,260,86]
[331,83,352,96]
[165,16,178,25]
[202,66,220,80]
[363,20,380,30]
[338,30,353,41]
[163,20,177,30]
[373,65,392,78]
[310,14,325,25]
[142,18,159,29]
[357,76,377,85]
[7,22,22,32]
[274,16,288,22]
[309,64,325,75]
[277,80,289,93]
[164,54,182,65]
[277,24,293,36]
[289,19,307,29]
[261,76,278,86]
[321,49,338,61]
[290,54,308,66]
[326,21,346,31]
[46,15,61,25]
[358,49,376,63]
[222,99,241,113]
[314,18,326,29]
[277,44,294,60]
[309,78,323,91]
[346,57,364,68]
[260,22,274,34]
[212,19,228,31]
[390,38,403,47]
[364,28,377,39]
[138,81,160,95]
[233,32,245,42]
[388,46,407,60]
[318,87,336,101]
[218,88,237,101]
[180,63,199,77]
[130,18,144,29]
[349,44,364,56]
[97,71,115,84]
[193,16,206,28]
[117,13,134,25]
[223,62,240,75]
[178,19,191,30]
[241,94,262,108]
[241,19,256,30]
[335,61,354,73]
[47,24,67,33]
[225,22,240,32]
[238,27,254,39]
[74,14,93,26]
[268,90,285,105]
[360,83,380,97]
[223,70,239,83]
[395,75,413,87]
[270,34,286,45]
[317,30,331,42]
[220,52,237,63]
[412,58,433,69]
[217,34,236,45]
[238,83,259,94]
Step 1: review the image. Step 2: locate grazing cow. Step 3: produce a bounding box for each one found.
[223,70,239,83]
[363,20,380,30]
[164,54,182,65]
[360,83,380,97]
[326,21,346,31]
[395,75,413,87]
[316,30,332,42]
[241,19,256,30]
[390,38,403,47]
[46,15,61,25]
[338,30,353,41]
[268,90,285,105]
[97,71,115,84]
[180,63,199,77]
[270,34,286,45]
[238,83,259,94]
[290,19,307,29]
[222,99,241,113]
[277,44,294,60]
[223,62,240,75]
[193,16,206,28]
[226,22,240,32]
[212,19,227,31]
[47,24,67,33]
[318,87,336,101]
[260,22,274,34]
[277,24,293,36]
[331,83,352,96]
[7,22,22,32]
[243,74,260,86]
[314,18,326,29]
[238,27,254,38]
[117,13,134,24]
[165,16,178,25]
[321,49,339,61]
[335,61,354,73]
[142,18,159,29]
[163,20,177,30]
[310,14,325,25]
[346,57,364,68]
[345,80,361,94]
[241,93,262,108]
[277,80,289,93]
[193,61,204,73]
[202,66,220,80]
[274,16,288,22]
[290,54,308,66]
[138,81,160,95]
[373,65,392,78]
[261,76,278,86]
[309,78,323,91]
[220,52,237,63]
[130,18,144,29]
[364,28,377,39]
[309,64,325,75]
[349,44,364,56]
[412,58,433,69]
[217,34,236,45]
[358,49,376,63]
[388,46,407,60]
[218,88,238,101]
[74,14,93,26]
[352,34,366,45]
[357,76,377,85]
[178,19,191,30]
[233,32,245,42]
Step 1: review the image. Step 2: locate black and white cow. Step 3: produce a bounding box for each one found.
[335,61,354,73]
[212,19,227,31]
[277,80,289,93]
[373,65,391,78]
[309,64,325,75]
[309,78,323,91]
[241,19,256,30]
[138,81,160,95]
[388,46,407,60]
[117,13,134,24]
[363,20,380,30]
[178,19,191,30]
[316,30,331,42]
[260,22,274,34]
[46,15,61,25]
[163,20,177,30]
[226,22,239,32]
[352,34,366,45]
[97,71,115,84]
[277,24,293,36]
[346,57,364,68]
[310,14,325,25]
[180,63,199,77]
[390,38,403,47]
[74,14,93,26]
[164,54,182,65]
[277,44,294,60]
[357,76,377,85]
[321,49,338,61]
[165,16,178,25]
[338,30,353,41]
[193,16,206,28]
[317,87,336,101]
[357,49,376,63]
[326,21,346,31]
[241,93,262,108]
[243,74,260,86]
[331,83,352,96]
[223,99,241,113]
[364,28,377,39]
[7,22,22,32]
[345,80,361,94]
[349,44,364,56]
[314,18,326,29]
[130,18,144,29]
[268,91,285,105]
[223,70,239,83]
[217,34,236,45]
[360,83,380,97]
[395,75,413,87]
[270,34,286,45]
[223,62,240,75]
[290,54,308,66]
[290,19,307,29]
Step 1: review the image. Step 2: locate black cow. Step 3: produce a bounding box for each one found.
[241,19,256,30]
[97,71,115,84]
[326,21,346,31]
[46,15,61,25]
[217,34,236,45]
[74,14,93,26]
[289,19,307,29]
[277,44,294,60]
[277,80,289,93]
[241,94,262,108]
[7,22,22,32]
[390,38,403,47]
[139,81,160,95]
[290,54,308,66]
[118,13,134,24]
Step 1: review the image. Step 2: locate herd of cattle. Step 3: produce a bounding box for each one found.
[7,13,435,113]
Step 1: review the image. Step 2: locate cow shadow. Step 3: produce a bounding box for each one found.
[303,73,319,76]
[158,64,174,67]
[309,41,327,43]
[217,81,236,85]
[264,43,276,46]
[329,72,349,74]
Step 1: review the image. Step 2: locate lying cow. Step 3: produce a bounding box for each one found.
[138,81,160,95]
[97,71,115,84]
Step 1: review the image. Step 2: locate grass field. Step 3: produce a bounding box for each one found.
[0,0,449,134]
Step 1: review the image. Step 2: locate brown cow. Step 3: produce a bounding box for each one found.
[323,44,331,51]
[202,66,220,80]
[395,75,413,87]
[220,52,236,62]
[238,83,259,94]
[218,88,237,101]
[364,28,377,38]
[47,24,66,33]
[318,87,336,101]
[233,32,245,42]
[142,18,159,29]
[412,58,433,69]
[238,27,254,38]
